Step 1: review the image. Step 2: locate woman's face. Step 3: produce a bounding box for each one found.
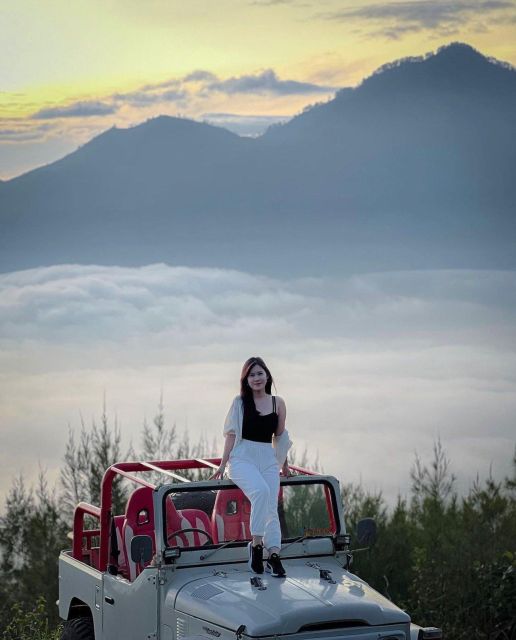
[247,364,268,392]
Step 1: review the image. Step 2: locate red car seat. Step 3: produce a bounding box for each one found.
[211,488,251,543]
[111,514,128,576]
[123,488,215,580]
[122,486,156,581]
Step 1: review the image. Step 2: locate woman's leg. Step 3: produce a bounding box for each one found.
[229,458,271,539]
[261,463,286,577]
[229,457,271,573]
[261,463,281,552]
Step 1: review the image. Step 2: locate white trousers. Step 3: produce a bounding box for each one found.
[228,439,281,550]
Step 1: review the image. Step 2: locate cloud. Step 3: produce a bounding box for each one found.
[371,23,427,40]
[25,68,334,128]
[0,120,58,143]
[139,78,184,91]
[29,86,188,123]
[321,0,516,38]
[33,100,118,119]
[204,69,336,95]
[0,128,51,143]
[201,112,290,136]
[0,264,515,506]
[111,88,188,107]
[109,69,333,105]
[183,70,219,83]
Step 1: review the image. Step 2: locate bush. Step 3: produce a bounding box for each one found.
[347,443,516,638]
[1,598,62,640]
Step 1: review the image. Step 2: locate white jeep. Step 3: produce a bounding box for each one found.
[58,459,442,640]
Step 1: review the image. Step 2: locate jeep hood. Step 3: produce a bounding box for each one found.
[173,565,409,635]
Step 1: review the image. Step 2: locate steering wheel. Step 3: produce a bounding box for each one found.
[167,527,214,545]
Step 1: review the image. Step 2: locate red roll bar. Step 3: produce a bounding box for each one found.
[72,458,317,571]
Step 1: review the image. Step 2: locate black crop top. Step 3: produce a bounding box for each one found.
[242,396,278,443]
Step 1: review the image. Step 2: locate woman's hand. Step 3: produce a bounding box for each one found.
[210,433,235,480]
[209,465,226,480]
[281,461,290,477]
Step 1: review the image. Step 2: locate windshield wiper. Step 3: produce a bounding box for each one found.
[281,533,333,552]
[281,535,310,552]
[199,539,237,561]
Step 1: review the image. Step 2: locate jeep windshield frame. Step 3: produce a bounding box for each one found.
[73,458,341,572]
[159,475,344,555]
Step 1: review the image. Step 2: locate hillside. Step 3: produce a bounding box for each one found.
[1,43,515,275]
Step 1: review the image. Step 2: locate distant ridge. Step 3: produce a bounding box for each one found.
[263,42,516,140]
[1,42,515,275]
[372,42,515,76]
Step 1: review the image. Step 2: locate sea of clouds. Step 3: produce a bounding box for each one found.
[1,263,515,506]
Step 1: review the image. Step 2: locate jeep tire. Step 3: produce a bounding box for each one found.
[61,617,95,640]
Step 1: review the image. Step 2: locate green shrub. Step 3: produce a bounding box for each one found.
[2,598,62,640]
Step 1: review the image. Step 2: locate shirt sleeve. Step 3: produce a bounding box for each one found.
[223,396,242,438]
[272,429,293,466]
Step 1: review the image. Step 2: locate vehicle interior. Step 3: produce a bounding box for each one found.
[69,459,339,581]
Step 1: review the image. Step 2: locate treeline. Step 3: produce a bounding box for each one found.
[344,442,516,640]
[0,403,514,639]
[0,400,215,638]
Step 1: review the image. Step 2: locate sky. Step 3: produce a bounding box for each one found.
[1,0,516,178]
[1,264,515,506]
[1,1,515,508]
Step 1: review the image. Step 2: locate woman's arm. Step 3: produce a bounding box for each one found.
[275,396,287,436]
[210,396,242,479]
[210,433,236,479]
[274,397,289,475]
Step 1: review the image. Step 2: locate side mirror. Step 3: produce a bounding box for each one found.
[356,518,377,547]
[130,535,153,564]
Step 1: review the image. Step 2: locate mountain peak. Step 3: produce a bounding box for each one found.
[369,41,514,83]
[98,114,240,142]
[435,41,515,72]
[347,40,516,102]
[67,113,243,165]
[435,41,484,60]
[135,114,235,133]
[261,40,516,144]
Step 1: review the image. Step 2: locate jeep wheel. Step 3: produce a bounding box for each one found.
[61,617,94,640]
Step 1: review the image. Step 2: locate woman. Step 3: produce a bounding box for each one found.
[211,357,292,577]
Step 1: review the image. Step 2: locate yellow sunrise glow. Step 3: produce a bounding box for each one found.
[1,0,515,178]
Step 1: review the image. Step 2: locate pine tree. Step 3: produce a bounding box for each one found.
[60,399,127,523]
[0,472,68,634]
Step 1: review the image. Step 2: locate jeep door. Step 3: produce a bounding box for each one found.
[102,569,158,639]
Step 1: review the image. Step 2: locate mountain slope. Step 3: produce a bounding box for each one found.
[1,43,515,275]
[260,43,516,213]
